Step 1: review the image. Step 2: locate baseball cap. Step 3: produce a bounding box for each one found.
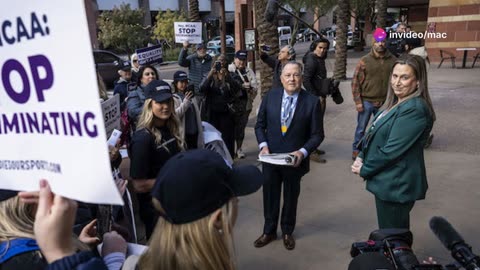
[173,71,189,82]
[235,50,248,60]
[152,149,264,224]
[119,60,131,71]
[196,43,206,50]
[144,80,173,102]
[0,190,18,202]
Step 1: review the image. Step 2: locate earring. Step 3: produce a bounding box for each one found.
[217,229,224,235]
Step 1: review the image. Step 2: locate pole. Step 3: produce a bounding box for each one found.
[219,0,226,54]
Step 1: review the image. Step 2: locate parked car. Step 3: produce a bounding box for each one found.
[297,28,322,42]
[206,46,236,63]
[332,31,354,49]
[296,28,307,41]
[278,26,292,46]
[207,35,234,47]
[93,49,126,88]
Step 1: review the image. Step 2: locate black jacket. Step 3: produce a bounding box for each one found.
[302,52,327,97]
[255,88,324,175]
[260,53,283,89]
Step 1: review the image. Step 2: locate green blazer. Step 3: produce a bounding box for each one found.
[359,97,433,203]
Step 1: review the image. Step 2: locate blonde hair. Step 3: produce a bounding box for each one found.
[136,98,185,150]
[0,197,88,255]
[138,199,237,270]
[381,54,436,121]
[0,196,36,242]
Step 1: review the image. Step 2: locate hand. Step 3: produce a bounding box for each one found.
[185,91,194,101]
[422,257,438,264]
[351,160,363,175]
[259,146,270,156]
[355,103,364,112]
[115,178,128,196]
[353,156,363,167]
[182,41,190,49]
[18,190,39,204]
[79,219,101,247]
[291,151,304,167]
[109,144,120,162]
[101,231,127,257]
[34,179,77,263]
[132,179,155,193]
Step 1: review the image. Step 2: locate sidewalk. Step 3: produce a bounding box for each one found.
[233,53,480,269]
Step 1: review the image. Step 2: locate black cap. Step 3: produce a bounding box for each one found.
[196,43,206,50]
[119,60,131,71]
[0,190,18,202]
[144,80,172,102]
[235,50,248,60]
[152,149,263,224]
[173,71,188,82]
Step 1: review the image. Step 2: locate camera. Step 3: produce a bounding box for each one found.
[261,45,271,52]
[349,229,443,270]
[350,229,428,270]
[215,61,222,72]
[186,84,195,97]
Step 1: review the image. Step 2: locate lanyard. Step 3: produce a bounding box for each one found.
[281,96,296,134]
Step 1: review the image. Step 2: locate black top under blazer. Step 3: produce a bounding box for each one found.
[255,88,324,175]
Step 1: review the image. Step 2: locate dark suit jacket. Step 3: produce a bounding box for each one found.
[255,88,324,175]
[359,97,434,203]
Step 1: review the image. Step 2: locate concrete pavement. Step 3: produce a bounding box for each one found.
[232,51,480,269]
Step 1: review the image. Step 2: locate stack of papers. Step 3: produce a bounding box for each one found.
[258,153,297,166]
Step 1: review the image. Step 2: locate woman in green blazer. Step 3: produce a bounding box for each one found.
[351,54,436,229]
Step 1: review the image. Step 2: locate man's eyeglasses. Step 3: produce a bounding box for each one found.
[144,72,156,76]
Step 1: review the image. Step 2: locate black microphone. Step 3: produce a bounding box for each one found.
[265,0,278,23]
[430,216,480,270]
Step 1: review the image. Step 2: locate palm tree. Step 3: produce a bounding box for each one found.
[255,0,279,98]
[188,0,201,22]
[333,0,350,80]
[375,0,387,28]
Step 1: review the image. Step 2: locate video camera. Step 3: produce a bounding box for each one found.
[349,217,480,270]
[316,78,343,104]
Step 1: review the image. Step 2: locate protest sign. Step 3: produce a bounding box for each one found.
[0,0,123,205]
[101,95,121,137]
[136,44,163,66]
[174,22,202,44]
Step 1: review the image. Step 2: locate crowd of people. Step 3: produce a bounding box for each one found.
[0,27,436,269]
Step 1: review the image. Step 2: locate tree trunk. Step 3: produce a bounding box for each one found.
[188,0,201,22]
[333,0,350,80]
[375,0,387,28]
[255,0,279,97]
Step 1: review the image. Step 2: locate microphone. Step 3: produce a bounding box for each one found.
[265,0,278,23]
[430,216,480,270]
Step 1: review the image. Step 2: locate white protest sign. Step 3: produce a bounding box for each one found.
[174,22,202,44]
[0,0,123,205]
[101,95,121,137]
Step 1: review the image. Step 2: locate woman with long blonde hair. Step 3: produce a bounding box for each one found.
[124,149,263,270]
[0,191,47,269]
[128,80,184,239]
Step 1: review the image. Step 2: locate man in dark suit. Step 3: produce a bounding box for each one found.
[254,62,324,250]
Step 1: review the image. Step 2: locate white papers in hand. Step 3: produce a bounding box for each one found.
[258,153,297,166]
